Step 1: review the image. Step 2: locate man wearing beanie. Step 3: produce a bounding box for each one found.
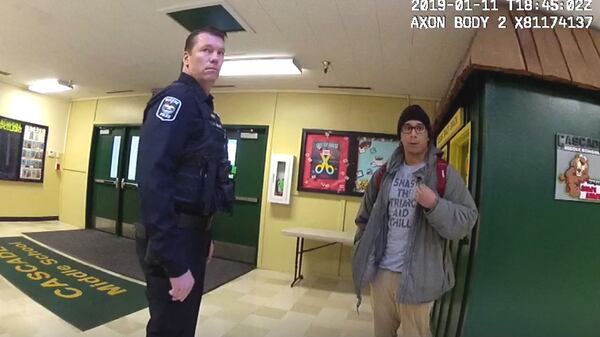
[352,105,478,337]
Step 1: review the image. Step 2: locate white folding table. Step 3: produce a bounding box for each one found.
[281,227,355,287]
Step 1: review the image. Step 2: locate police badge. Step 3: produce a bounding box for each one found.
[155,96,182,122]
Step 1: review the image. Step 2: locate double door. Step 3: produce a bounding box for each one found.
[88,124,269,266]
[88,126,141,238]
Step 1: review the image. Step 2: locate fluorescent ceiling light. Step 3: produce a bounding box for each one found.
[28,79,73,94]
[220,57,301,76]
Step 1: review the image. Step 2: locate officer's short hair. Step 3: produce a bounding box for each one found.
[184,27,227,52]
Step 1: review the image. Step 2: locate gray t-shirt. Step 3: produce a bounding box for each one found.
[378,162,425,273]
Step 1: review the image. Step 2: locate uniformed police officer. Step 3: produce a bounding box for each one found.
[136,26,234,337]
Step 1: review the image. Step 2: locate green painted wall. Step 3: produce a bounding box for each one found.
[462,74,600,337]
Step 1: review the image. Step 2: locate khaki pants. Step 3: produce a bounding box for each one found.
[370,269,433,337]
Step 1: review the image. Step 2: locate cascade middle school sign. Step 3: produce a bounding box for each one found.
[0,237,147,330]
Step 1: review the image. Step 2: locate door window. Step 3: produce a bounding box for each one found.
[127,136,140,181]
[109,136,121,179]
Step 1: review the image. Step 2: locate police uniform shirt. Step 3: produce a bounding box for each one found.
[137,72,227,278]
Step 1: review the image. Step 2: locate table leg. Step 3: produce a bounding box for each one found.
[289,238,340,287]
[291,237,304,287]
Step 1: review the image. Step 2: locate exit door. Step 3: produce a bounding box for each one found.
[212,126,268,265]
[88,126,141,238]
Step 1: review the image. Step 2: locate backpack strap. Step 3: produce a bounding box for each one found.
[373,163,387,193]
[436,158,448,197]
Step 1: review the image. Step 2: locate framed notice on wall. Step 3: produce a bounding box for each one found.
[298,129,398,196]
[0,116,49,183]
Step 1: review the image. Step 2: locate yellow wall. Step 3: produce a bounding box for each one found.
[0,82,70,217]
[59,92,438,279]
[59,100,96,227]
[95,96,148,125]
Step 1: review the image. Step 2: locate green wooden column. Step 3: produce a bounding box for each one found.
[461,73,600,337]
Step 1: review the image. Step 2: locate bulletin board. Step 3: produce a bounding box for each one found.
[298,129,398,196]
[0,116,49,183]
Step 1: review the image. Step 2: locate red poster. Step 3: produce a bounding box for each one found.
[301,133,349,193]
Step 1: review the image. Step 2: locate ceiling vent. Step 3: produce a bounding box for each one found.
[167,4,246,33]
[318,85,372,90]
[106,89,134,94]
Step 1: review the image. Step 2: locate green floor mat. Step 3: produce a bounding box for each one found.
[0,236,147,331]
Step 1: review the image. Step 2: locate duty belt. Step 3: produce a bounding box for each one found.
[135,213,213,240]
[178,213,214,231]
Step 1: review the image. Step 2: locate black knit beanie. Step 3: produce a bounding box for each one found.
[397,105,432,138]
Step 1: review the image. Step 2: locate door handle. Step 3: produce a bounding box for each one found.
[235,196,259,203]
[117,178,139,189]
[94,178,116,185]
[123,181,139,188]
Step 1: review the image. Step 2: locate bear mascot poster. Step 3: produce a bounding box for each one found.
[555,133,600,203]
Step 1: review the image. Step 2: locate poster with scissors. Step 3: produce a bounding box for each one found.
[299,130,350,194]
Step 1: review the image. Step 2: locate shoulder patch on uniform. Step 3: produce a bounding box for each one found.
[155,96,182,122]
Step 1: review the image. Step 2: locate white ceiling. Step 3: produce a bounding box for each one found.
[0,0,596,100]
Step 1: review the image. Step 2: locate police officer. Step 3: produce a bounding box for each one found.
[136,26,234,337]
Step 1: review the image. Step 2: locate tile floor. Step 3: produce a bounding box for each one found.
[0,221,374,337]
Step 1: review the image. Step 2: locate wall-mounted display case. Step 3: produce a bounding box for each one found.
[267,154,294,204]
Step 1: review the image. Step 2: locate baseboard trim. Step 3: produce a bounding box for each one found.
[0,216,59,222]
[213,240,257,265]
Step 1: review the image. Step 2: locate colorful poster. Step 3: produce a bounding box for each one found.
[555,133,600,203]
[300,132,350,193]
[354,137,399,193]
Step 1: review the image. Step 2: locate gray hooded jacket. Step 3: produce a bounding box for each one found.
[352,144,478,307]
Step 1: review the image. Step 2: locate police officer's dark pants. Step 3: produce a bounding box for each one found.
[136,217,211,337]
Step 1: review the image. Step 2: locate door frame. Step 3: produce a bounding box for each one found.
[86,124,142,235]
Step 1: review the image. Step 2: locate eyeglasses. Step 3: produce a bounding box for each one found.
[400,124,426,134]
